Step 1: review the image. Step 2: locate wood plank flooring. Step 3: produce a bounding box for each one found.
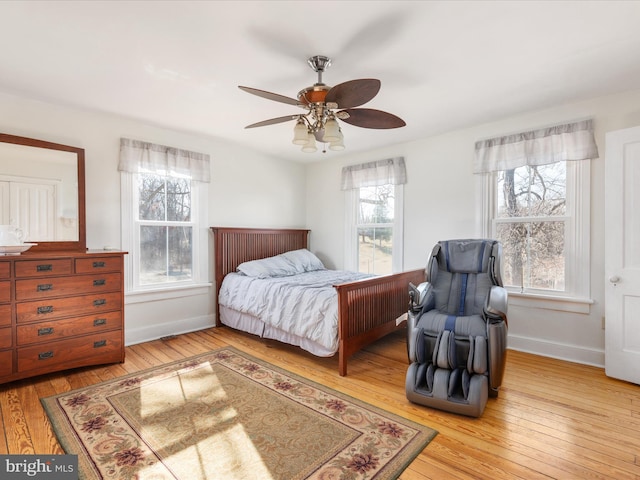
[1,326,639,479]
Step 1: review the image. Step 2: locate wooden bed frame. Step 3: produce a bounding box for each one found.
[211,227,425,376]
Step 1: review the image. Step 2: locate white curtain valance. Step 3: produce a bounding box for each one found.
[473,119,599,174]
[340,157,407,190]
[118,138,210,183]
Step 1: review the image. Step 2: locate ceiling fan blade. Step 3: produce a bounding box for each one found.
[337,108,406,129]
[325,79,380,109]
[238,86,301,106]
[244,114,299,129]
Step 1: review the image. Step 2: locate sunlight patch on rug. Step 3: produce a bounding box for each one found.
[42,347,437,479]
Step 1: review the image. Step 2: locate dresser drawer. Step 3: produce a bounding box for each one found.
[0,262,9,279]
[16,273,121,301]
[16,291,122,323]
[75,256,122,274]
[0,350,12,377]
[17,329,123,373]
[0,327,11,349]
[15,259,73,278]
[17,311,122,346]
[0,281,9,303]
[0,304,10,326]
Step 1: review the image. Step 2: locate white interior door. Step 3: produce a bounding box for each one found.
[0,181,9,224]
[10,182,57,241]
[604,126,640,384]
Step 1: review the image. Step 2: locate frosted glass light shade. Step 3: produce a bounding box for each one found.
[301,132,317,152]
[292,120,309,145]
[329,129,345,151]
[323,118,340,142]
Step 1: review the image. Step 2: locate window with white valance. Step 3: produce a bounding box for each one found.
[340,157,407,190]
[118,138,210,182]
[475,120,598,306]
[474,119,598,173]
[119,138,210,297]
[342,157,406,274]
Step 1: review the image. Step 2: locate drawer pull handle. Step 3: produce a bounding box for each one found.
[94,318,107,326]
[37,306,54,314]
[37,283,53,291]
[38,327,54,336]
[93,299,106,306]
[93,261,106,268]
[94,340,107,348]
[93,279,106,287]
[37,264,53,272]
[38,351,54,360]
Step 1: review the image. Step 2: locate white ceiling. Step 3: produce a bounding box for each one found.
[1,1,640,162]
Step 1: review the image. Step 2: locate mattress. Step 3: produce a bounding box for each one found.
[218,269,372,355]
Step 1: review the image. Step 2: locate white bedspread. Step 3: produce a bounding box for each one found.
[218,270,373,353]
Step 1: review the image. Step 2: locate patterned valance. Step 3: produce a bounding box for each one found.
[340,157,407,190]
[474,119,598,174]
[118,138,210,182]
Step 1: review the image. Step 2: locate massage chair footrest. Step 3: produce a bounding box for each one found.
[405,362,489,418]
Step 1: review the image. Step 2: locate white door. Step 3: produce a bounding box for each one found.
[0,181,9,224]
[604,126,640,384]
[10,182,57,241]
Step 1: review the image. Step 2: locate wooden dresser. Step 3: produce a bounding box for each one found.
[0,250,126,384]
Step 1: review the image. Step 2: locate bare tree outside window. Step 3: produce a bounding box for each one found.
[137,173,193,285]
[357,184,394,274]
[495,163,567,291]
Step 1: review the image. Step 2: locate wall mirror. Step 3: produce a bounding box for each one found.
[0,133,86,252]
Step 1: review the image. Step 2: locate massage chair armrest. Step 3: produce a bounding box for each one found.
[485,285,508,324]
[407,282,432,362]
[409,281,432,314]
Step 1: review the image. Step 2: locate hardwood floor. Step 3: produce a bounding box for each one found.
[1,326,639,479]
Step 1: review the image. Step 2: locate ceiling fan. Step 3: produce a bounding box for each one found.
[238,55,406,152]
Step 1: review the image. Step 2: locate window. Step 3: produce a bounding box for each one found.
[342,158,406,274]
[490,161,584,294]
[475,120,597,301]
[355,184,399,274]
[137,173,193,285]
[119,138,210,295]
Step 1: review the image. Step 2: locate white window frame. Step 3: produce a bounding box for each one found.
[477,160,592,313]
[120,171,210,302]
[345,184,404,273]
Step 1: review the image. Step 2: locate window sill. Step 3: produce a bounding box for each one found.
[125,282,212,305]
[507,291,594,314]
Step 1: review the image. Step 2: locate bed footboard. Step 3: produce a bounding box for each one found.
[334,268,425,376]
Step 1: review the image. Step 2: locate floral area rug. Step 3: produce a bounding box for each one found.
[41,347,437,479]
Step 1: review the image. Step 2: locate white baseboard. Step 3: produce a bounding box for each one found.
[124,322,605,369]
[124,314,216,346]
[507,334,604,368]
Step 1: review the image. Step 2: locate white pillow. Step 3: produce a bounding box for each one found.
[236,249,325,278]
[236,255,298,278]
[280,249,325,273]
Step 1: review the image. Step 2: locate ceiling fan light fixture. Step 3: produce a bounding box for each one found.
[301,132,317,153]
[292,119,308,145]
[329,129,345,151]
[239,54,405,155]
[323,117,340,143]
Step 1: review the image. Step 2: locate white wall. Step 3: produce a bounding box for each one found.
[306,88,640,367]
[4,86,640,365]
[0,91,307,345]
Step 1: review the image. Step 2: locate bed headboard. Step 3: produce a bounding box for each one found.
[210,227,310,325]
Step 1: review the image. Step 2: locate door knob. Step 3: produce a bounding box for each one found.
[609,275,621,284]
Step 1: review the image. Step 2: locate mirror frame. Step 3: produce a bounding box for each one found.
[0,133,86,252]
